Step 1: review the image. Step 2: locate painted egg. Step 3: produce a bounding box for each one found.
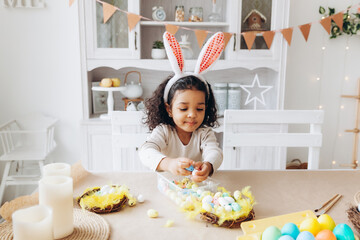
[296,231,316,240]
[202,195,213,204]
[202,202,212,212]
[214,192,222,198]
[315,229,336,240]
[279,236,295,240]
[222,192,230,197]
[192,169,199,176]
[317,214,336,231]
[231,202,241,211]
[224,196,235,203]
[224,205,232,212]
[281,222,300,239]
[262,226,281,240]
[333,223,355,240]
[234,190,241,200]
[299,218,321,236]
[137,194,145,203]
[218,197,229,207]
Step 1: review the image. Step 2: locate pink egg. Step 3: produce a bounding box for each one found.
[315,229,336,240]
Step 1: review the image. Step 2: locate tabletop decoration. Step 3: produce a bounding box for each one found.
[43,162,71,177]
[346,191,360,235]
[12,205,53,240]
[240,74,273,110]
[77,184,137,214]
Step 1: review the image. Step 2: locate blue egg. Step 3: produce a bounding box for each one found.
[281,222,300,239]
[222,192,230,197]
[185,165,194,171]
[333,223,355,240]
[296,231,315,240]
[279,236,295,240]
[231,202,241,211]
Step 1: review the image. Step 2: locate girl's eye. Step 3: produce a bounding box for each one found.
[197,108,204,111]
[179,108,187,111]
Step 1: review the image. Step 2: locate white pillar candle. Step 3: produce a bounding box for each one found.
[12,205,53,240]
[43,163,71,177]
[39,176,74,239]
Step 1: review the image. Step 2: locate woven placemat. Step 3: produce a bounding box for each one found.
[0,208,110,240]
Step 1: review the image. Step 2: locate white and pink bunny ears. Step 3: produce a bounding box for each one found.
[163,31,225,103]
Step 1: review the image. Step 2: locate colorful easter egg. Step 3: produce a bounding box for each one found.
[262,226,281,240]
[317,214,336,231]
[299,218,321,236]
[315,229,336,240]
[296,231,316,240]
[279,236,295,240]
[333,223,355,240]
[281,222,300,239]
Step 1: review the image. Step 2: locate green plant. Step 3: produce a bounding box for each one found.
[319,6,360,39]
[152,40,164,49]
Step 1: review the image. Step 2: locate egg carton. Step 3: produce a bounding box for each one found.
[156,172,219,203]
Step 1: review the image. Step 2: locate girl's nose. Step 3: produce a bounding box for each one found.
[187,110,197,118]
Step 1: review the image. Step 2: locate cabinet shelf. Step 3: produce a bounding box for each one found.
[140,21,229,27]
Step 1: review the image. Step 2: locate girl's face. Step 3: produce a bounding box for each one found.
[166,89,206,134]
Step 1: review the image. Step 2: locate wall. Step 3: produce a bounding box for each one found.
[0,1,82,202]
[285,0,360,169]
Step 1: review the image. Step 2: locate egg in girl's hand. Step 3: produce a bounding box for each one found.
[296,231,316,240]
[279,236,295,240]
[315,229,336,240]
[333,223,355,240]
[261,226,281,240]
[281,222,300,239]
[299,218,321,236]
[317,214,336,231]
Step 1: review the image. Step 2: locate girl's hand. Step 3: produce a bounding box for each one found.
[158,157,195,176]
[191,162,213,182]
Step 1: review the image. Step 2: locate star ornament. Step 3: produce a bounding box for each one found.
[240,74,273,109]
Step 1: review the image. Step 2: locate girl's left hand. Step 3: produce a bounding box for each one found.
[191,162,213,182]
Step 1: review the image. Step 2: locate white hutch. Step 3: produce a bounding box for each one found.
[78,0,290,171]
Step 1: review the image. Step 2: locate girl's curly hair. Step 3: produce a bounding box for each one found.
[144,75,218,131]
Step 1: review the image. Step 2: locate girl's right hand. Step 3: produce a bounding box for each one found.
[159,157,195,176]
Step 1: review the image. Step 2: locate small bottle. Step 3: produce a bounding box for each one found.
[189,7,203,22]
[213,83,228,116]
[175,6,185,22]
[227,83,241,109]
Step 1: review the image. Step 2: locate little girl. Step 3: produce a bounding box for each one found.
[139,31,225,182]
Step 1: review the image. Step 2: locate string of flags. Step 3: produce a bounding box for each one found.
[70,0,360,50]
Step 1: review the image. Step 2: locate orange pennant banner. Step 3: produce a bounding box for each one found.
[242,32,256,50]
[165,24,180,35]
[223,32,233,49]
[299,23,311,42]
[103,2,117,23]
[195,30,208,48]
[332,12,343,31]
[281,27,293,46]
[320,17,332,34]
[127,13,141,32]
[69,0,75,7]
[262,31,275,49]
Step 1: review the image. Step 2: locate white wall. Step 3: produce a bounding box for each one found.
[285,0,360,169]
[0,1,82,202]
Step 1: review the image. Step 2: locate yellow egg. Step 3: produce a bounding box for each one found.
[299,218,321,236]
[147,209,159,218]
[317,214,336,231]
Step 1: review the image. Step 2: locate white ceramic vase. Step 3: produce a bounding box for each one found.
[151,49,166,59]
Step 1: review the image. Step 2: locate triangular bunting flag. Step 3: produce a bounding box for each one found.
[69,0,75,7]
[194,30,208,48]
[332,12,343,31]
[242,31,256,50]
[320,16,332,34]
[223,32,233,49]
[102,2,117,24]
[165,24,180,35]
[281,27,293,46]
[262,31,275,49]
[127,13,141,32]
[299,23,311,42]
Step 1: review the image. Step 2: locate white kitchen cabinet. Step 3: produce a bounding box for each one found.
[78,0,290,171]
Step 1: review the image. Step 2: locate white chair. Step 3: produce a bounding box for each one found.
[111,111,150,171]
[0,113,57,204]
[221,110,324,170]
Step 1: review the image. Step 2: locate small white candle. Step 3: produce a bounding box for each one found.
[12,205,53,240]
[39,176,74,239]
[43,163,71,177]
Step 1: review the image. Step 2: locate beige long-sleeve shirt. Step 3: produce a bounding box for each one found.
[139,124,223,171]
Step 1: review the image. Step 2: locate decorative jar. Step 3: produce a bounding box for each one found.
[227,83,241,109]
[189,7,203,22]
[213,83,228,116]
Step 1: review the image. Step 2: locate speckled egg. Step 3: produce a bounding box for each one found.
[296,231,316,240]
[262,226,281,240]
[231,202,241,211]
[281,222,300,239]
[333,223,355,240]
[315,229,336,240]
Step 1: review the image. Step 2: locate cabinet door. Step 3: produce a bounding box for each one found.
[84,0,140,59]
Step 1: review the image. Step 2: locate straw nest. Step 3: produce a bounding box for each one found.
[200,209,255,228]
[347,205,360,235]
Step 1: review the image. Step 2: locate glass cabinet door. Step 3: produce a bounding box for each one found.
[84,0,140,59]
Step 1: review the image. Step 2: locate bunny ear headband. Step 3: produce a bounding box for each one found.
[163,31,225,103]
